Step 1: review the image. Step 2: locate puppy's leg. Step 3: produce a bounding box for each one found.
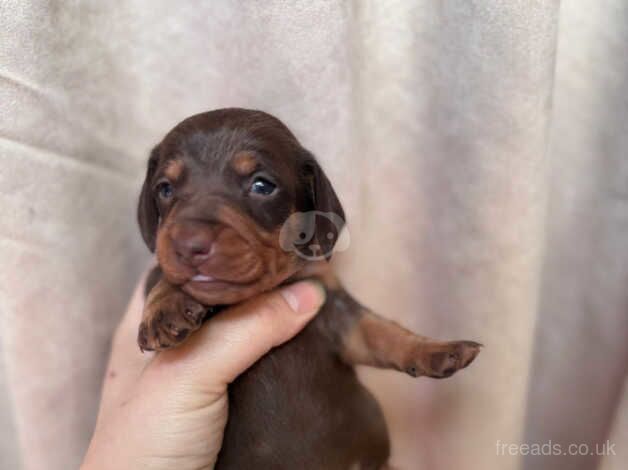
[138,275,207,351]
[340,309,481,379]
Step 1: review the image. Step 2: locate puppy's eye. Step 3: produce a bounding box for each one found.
[156,181,174,199]
[250,177,277,196]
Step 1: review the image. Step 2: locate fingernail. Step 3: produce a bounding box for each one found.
[280,281,326,315]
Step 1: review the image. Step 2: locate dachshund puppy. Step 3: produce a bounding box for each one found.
[136,108,481,469]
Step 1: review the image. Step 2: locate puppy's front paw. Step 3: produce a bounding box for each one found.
[138,288,207,352]
[406,340,482,379]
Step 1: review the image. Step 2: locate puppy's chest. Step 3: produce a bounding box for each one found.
[217,291,389,469]
[231,292,358,402]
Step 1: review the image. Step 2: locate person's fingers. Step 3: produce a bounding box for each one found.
[150,280,326,392]
[99,269,154,414]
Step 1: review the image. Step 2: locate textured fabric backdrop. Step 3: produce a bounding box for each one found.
[0,1,626,469]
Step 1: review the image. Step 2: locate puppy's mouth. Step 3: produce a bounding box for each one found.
[163,241,271,305]
[182,272,263,305]
[190,274,215,282]
[187,272,254,287]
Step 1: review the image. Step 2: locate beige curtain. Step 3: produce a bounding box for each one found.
[1,1,626,469]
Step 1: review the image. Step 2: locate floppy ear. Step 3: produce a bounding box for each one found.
[137,146,160,252]
[300,154,346,260]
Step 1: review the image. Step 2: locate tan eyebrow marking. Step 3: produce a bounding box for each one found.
[164,159,184,181]
[231,151,258,176]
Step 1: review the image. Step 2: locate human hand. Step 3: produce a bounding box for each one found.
[81,273,325,470]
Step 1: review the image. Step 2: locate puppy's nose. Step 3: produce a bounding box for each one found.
[170,222,214,266]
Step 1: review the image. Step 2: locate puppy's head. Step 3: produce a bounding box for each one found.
[138,108,345,305]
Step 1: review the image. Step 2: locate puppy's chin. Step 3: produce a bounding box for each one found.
[181,266,301,306]
[182,279,261,305]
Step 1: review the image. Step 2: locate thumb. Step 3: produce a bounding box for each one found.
[154,280,326,391]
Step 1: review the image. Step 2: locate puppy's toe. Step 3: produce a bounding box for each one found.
[138,318,171,352]
[182,301,207,326]
[137,322,151,352]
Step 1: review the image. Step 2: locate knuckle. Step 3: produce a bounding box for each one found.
[251,291,298,326]
[255,294,290,322]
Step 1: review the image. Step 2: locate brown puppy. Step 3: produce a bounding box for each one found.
[137,108,481,469]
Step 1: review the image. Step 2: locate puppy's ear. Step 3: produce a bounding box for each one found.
[300,153,346,260]
[137,146,160,252]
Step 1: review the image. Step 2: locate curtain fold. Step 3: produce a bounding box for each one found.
[523,1,628,469]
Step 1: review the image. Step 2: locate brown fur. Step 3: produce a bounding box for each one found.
[136,108,481,469]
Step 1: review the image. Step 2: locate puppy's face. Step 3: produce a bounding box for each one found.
[138,109,344,305]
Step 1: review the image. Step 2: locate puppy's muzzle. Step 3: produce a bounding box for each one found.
[170,220,214,267]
